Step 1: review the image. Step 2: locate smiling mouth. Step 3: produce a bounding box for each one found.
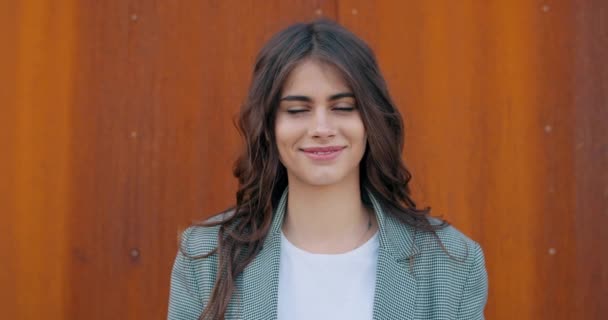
[300,146,345,153]
[300,146,345,160]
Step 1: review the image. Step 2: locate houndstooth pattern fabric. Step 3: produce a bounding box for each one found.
[168,189,488,320]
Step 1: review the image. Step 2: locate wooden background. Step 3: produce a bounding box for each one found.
[1,0,606,319]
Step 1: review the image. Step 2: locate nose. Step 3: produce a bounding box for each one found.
[309,108,336,139]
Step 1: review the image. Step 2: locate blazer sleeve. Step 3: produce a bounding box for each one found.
[167,228,204,320]
[456,242,489,320]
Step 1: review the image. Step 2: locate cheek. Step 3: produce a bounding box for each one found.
[349,117,367,147]
[274,117,299,158]
[358,123,367,144]
[275,121,290,146]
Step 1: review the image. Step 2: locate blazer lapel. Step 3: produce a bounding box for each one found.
[368,192,419,320]
[240,189,288,320]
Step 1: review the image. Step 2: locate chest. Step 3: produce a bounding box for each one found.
[276,233,379,320]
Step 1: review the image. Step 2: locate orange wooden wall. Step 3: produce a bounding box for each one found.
[1,1,606,319]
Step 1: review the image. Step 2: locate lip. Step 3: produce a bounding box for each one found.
[300,146,346,161]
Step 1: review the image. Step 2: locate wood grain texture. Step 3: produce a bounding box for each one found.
[572,1,608,318]
[0,1,75,319]
[0,1,19,318]
[0,1,605,319]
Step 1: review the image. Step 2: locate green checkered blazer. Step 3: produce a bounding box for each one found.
[168,189,488,319]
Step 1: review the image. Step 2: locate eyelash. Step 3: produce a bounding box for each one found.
[286,106,356,114]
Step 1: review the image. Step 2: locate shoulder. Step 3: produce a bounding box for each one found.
[180,225,220,257]
[394,218,488,316]
[172,212,236,309]
[417,218,483,260]
[180,209,236,257]
[418,219,488,314]
[412,218,486,281]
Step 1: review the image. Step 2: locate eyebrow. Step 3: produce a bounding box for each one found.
[279,92,355,102]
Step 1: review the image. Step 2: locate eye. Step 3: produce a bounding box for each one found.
[286,109,308,114]
[333,104,356,112]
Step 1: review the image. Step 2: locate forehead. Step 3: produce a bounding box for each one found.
[281,59,351,96]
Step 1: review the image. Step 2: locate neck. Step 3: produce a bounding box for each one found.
[281,173,377,253]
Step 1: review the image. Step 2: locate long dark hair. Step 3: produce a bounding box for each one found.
[188,18,448,320]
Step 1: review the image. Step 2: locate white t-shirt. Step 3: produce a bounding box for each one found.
[277,230,380,320]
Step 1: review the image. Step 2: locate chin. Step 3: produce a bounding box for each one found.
[298,171,347,187]
[305,178,341,187]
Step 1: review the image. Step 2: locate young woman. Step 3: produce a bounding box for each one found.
[168,19,488,320]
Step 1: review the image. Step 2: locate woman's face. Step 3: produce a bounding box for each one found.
[275,59,367,187]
